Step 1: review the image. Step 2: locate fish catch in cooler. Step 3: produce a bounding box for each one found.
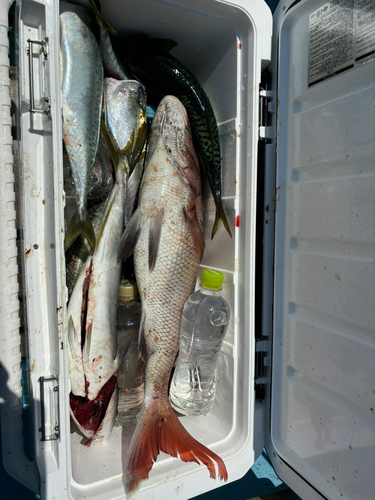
[61,2,228,494]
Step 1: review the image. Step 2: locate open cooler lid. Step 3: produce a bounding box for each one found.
[268,0,375,499]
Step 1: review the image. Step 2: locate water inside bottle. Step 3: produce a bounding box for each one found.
[170,291,229,415]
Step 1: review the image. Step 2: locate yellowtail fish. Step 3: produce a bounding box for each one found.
[68,128,131,446]
[104,78,147,174]
[65,200,109,299]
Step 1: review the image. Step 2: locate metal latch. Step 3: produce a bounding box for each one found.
[259,89,275,142]
[38,375,59,441]
[26,38,50,115]
[255,339,270,399]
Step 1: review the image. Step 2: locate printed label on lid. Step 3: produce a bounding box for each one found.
[308,0,375,87]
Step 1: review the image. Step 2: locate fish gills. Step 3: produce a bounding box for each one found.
[117,96,227,493]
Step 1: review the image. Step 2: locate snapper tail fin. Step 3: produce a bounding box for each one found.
[124,399,228,494]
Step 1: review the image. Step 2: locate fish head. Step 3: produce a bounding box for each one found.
[148,95,201,196]
[104,78,147,170]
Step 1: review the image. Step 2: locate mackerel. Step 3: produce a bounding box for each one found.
[61,11,103,251]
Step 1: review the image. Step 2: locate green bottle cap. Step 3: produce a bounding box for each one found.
[201,269,224,290]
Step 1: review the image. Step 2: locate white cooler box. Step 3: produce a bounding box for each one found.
[0,0,374,499]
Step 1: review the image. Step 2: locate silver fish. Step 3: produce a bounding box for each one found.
[89,135,114,202]
[65,199,109,298]
[61,11,103,252]
[59,1,96,33]
[89,0,132,80]
[68,159,131,446]
[104,78,147,173]
[63,134,114,234]
[117,96,227,493]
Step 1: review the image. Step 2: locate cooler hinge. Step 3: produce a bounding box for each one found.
[255,339,270,399]
[259,89,275,142]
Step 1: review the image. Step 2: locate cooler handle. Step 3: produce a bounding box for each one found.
[26,37,50,115]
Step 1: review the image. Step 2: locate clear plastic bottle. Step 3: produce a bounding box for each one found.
[116,279,144,427]
[170,269,230,416]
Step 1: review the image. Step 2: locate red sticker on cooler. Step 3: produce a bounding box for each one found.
[235,216,240,228]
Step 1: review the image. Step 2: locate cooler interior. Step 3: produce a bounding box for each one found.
[15,0,271,498]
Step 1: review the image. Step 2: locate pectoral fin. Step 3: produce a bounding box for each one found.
[148,207,164,272]
[117,207,143,264]
[83,321,93,363]
[68,315,81,355]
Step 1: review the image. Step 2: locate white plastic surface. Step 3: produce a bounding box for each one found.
[17,0,70,498]
[17,0,272,499]
[271,1,375,499]
[0,0,39,492]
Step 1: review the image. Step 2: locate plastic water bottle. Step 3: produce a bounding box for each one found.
[170,269,230,416]
[116,279,144,427]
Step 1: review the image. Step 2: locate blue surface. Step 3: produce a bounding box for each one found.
[193,450,287,500]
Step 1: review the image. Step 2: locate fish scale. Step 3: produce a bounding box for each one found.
[117,96,227,493]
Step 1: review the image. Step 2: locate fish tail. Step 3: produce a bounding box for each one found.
[100,120,129,177]
[88,0,117,34]
[212,197,232,239]
[125,398,228,494]
[65,207,96,252]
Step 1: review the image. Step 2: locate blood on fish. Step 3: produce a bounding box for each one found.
[70,375,116,437]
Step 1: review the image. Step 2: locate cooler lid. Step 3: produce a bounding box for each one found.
[270,0,375,499]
